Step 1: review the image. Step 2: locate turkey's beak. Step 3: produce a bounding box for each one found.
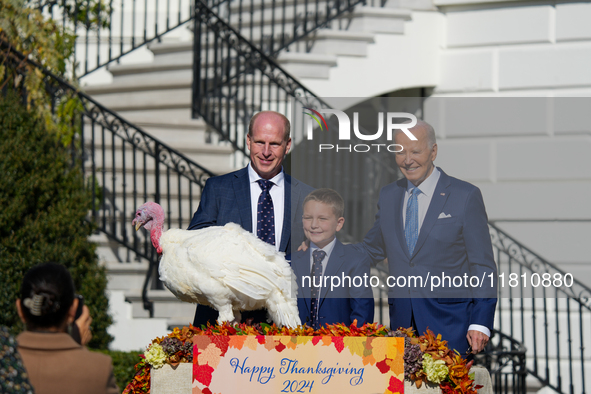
[134,221,141,231]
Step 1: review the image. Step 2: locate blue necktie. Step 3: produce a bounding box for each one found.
[256,179,275,245]
[310,249,326,330]
[405,187,421,255]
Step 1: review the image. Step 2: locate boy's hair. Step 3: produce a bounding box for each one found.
[303,188,345,218]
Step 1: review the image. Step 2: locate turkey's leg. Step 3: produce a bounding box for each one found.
[216,304,235,323]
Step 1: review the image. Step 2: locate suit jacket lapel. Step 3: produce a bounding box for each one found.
[412,170,451,257]
[280,174,294,252]
[233,168,252,232]
[319,241,346,306]
[392,180,411,260]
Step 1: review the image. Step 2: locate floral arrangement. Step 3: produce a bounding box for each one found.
[122,322,482,394]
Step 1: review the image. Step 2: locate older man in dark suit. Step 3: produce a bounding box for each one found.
[188,111,313,326]
[359,121,497,355]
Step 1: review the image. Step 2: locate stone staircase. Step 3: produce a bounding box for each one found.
[82,0,417,350]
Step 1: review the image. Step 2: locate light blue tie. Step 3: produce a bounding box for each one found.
[405,187,421,255]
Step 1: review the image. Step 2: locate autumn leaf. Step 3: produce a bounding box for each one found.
[275,342,287,352]
[376,358,391,374]
[262,337,275,351]
[387,376,404,394]
[390,351,404,374]
[277,336,290,345]
[244,336,259,350]
[283,337,298,350]
[343,337,366,358]
[210,336,230,356]
[370,337,388,362]
[362,353,376,366]
[332,337,345,353]
[192,336,212,350]
[193,364,214,386]
[228,336,246,350]
[198,343,222,368]
[386,339,400,360]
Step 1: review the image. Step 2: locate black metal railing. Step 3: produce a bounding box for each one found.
[476,330,528,394]
[36,0,371,78]
[36,0,193,77]
[489,222,590,394]
[192,0,370,161]
[207,0,369,56]
[370,223,591,394]
[1,39,215,316]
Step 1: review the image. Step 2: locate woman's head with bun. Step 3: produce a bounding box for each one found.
[18,262,75,330]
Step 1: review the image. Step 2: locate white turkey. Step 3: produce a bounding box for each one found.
[132,201,301,328]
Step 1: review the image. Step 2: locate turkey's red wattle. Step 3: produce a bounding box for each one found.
[141,201,165,254]
[151,225,163,254]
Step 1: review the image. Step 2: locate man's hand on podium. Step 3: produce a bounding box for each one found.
[466,330,489,354]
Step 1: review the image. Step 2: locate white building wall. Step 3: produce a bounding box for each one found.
[301,0,591,285]
[430,0,591,285]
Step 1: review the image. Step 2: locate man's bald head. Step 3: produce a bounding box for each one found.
[248,111,291,142]
[395,119,436,148]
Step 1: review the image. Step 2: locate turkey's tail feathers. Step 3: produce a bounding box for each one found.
[265,288,301,329]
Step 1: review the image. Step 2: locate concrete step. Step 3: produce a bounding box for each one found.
[344,6,411,34]
[308,29,375,57]
[107,289,170,351]
[105,261,149,291]
[91,232,150,265]
[277,52,338,79]
[219,2,410,35]
[125,289,197,323]
[82,140,232,174]
[86,86,193,111]
[83,131,231,158]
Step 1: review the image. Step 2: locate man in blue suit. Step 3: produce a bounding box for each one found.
[359,120,497,355]
[188,111,313,326]
[291,189,374,328]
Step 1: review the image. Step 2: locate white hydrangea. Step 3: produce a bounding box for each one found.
[144,343,167,369]
[422,353,449,384]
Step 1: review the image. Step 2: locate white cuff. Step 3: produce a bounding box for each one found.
[468,324,490,338]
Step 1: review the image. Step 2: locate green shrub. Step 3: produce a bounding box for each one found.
[0,91,113,349]
[94,349,143,390]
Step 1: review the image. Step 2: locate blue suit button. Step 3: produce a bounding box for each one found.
[409,262,415,267]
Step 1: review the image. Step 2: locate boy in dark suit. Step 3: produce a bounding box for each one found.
[291,189,374,329]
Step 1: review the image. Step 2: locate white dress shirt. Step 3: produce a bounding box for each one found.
[248,164,284,250]
[401,167,490,338]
